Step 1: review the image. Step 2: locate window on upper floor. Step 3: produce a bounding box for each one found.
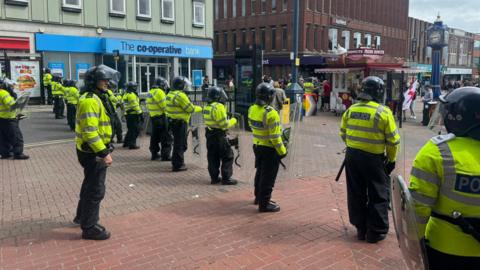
[251,0,256,15]
[137,0,151,19]
[260,28,266,49]
[282,0,287,11]
[5,0,28,6]
[232,0,237,17]
[110,0,126,16]
[271,27,277,50]
[375,36,381,49]
[353,32,361,48]
[261,0,266,13]
[241,0,246,16]
[62,0,81,12]
[161,0,174,22]
[342,30,350,49]
[328,28,338,51]
[193,1,205,27]
[282,25,288,50]
[223,0,228,18]
[272,0,276,12]
[364,34,372,48]
[215,0,219,19]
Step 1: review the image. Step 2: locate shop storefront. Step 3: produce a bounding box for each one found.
[442,67,473,86]
[35,33,213,93]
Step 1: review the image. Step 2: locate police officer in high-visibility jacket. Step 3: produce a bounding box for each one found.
[409,87,480,269]
[147,77,172,161]
[122,82,142,149]
[43,68,53,105]
[51,75,65,119]
[248,83,287,212]
[105,82,123,144]
[203,86,238,185]
[166,76,202,172]
[339,76,400,243]
[64,80,79,131]
[73,65,115,240]
[0,78,29,160]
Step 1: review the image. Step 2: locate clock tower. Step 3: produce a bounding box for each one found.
[426,15,448,99]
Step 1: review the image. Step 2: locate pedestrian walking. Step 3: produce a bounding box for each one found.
[339,76,400,243]
[0,78,29,160]
[166,76,202,172]
[409,87,480,269]
[248,83,287,212]
[147,77,172,161]
[73,65,116,240]
[122,82,142,149]
[203,86,238,185]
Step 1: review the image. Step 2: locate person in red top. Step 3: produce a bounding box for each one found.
[321,80,332,112]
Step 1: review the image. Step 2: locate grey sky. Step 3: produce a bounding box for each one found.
[409,0,480,33]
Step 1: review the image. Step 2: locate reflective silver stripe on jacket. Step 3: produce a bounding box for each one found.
[345,135,385,145]
[78,112,100,119]
[346,124,380,133]
[411,167,440,186]
[437,142,480,206]
[253,134,281,140]
[373,105,385,129]
[411,190,437,206]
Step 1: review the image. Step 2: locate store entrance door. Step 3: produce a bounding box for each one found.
[136,64,170,93]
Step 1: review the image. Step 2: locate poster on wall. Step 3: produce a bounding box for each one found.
[192,70,203,87]
[10,61,41,97]
[48,62,65,78]
[76,63,90,86]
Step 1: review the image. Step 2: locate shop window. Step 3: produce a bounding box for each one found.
[161,0,174,22]
[137,0,151,19]
[271,27,276,50]
[5,0,28,6]
[282,25,288,50]
[193,1,205,27]
[110,0,126,17]
[62,0,81,12]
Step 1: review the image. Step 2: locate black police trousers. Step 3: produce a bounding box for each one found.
[45,85,52,105]
[206,128,234,182]
[0,118,24,156]
[345,147,389,235]
[111,112,123,142]
[170,118,188,169]
[53,96,64,118]
[66,103,76,131]
[124,114,141,147]
[253,145,280,207]
[149,114,172,158]
[427,245,480,270]
[75,150,107,230]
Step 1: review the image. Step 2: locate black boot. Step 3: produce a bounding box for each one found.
[82,224,111,240]
[366,232,387,243]
[356,228,366,241]
[211,177,221,185]
[172,165,188,172]
[13,154,29,160]
[259,201,280,213]
[151,153,160,160]
[222,178,238,185]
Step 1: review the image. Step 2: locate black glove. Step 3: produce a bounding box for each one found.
[385,162,396,175]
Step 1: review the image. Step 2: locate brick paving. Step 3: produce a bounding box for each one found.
[0,109,434,269]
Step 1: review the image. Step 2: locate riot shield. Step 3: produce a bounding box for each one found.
[187,99,208,168]
[15,92,31,120]
[427,102,447,135]
[391,175,429,270]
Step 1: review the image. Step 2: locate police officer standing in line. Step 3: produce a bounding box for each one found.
[339,76,400,243]
[0,79,29,160]
[73,65,115,240]
[122,82,142,149]
[106,82,123,144]
[409,87,480,269]
[248,83,287,212]
[64,80,79,131]
[43,68,53,105]
[166,76,202,172]
[51,75,65,119]
[203,86,238,185]
[147,77,172,161]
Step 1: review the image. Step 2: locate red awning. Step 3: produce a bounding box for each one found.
[0,37,30,50]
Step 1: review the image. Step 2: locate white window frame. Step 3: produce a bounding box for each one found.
[353,32,362,48]
[62,0,81,9]
[161,0,174,21]
[137,0,152,18]
[364,34,372,48]
[342,30,350,49]
[110,0,126,15]
[375,35,381,49]
[193,1,205,27]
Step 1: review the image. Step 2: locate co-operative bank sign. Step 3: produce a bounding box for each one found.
[104,38,213,59]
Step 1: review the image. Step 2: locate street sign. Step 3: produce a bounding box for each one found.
[192,69,203,87]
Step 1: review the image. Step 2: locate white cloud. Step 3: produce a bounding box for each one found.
[409,0,480,33]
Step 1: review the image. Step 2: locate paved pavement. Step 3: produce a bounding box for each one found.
[21,106,74,145]
[0,107,434,269]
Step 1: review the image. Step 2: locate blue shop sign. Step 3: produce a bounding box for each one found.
[104,38,213,59]
[36,34,103,53]
[192,70,203,86]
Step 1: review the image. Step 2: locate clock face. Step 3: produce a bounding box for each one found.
[429,31,442,44]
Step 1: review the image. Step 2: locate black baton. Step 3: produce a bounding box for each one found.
[335,159,346,182]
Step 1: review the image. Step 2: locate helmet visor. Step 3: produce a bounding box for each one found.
[183,78,193,92]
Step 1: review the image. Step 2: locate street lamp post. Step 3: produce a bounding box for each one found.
[426,16,448,99]
[286,0,303,104]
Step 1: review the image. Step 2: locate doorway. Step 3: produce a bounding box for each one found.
[128,63,170,93]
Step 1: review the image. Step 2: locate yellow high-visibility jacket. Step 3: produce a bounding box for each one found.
[203,102,236,130]
[248,104,286,155]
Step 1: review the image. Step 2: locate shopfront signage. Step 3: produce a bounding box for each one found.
[348,49,385,56]
[10,61,41,97]
[104,38,213,59]
[76,63,91,82]
[48,62,65,77]
[333,18,347,26]
[444,67,472,75]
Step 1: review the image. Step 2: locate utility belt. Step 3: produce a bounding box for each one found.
[80,142,114,154]
[205,127,226,136]
[431,211,480,243]
[53,95,63,98]
[346,147,385,159]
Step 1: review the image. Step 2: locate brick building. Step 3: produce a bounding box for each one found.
[443,28,475,83]
[213,0,409,82]
[474,34,480,79]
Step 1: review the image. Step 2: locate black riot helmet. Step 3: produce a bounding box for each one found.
[207,86,228,104]
[171,76,191,91]
[440,87,480,140]
[84,65,120,91]
[255,82,276,105]
[45,68,51,74]
[358,76,385,102]
[53,75,62,83]
[126,81,138,92]
[152,77,170,90]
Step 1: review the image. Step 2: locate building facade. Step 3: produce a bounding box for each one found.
[444,27,474,83]
[0,0,213,99]
[474,34,480,79]
[213,0,409,82]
